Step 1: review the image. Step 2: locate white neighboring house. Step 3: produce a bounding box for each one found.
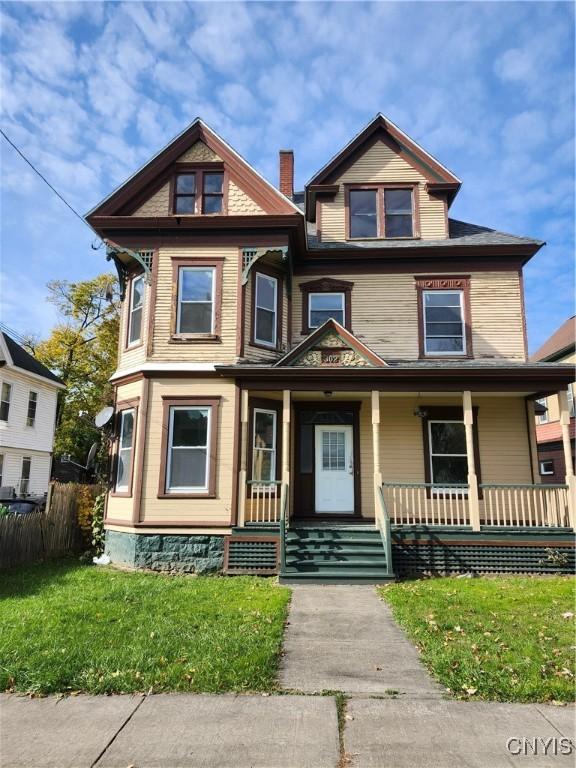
[0,332,65,498]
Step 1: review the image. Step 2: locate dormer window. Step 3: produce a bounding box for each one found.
[173,170,224,215]
[347,184,417,240]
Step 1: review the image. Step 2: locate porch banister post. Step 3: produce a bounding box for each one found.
[526,400,541,484]
[238,389,249,527]
[463,391,480,531]
[558,389,576,527]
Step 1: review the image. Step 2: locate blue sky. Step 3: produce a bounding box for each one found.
[1,0,574,352]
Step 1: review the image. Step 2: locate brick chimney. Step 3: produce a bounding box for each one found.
[279,150,294,198]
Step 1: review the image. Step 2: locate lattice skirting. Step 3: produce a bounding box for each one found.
[224,537,280,574]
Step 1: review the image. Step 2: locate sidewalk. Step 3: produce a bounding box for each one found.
[280,584,441,696]
[1,692,574,767]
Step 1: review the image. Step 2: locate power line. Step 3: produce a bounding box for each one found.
[0,128,102,245]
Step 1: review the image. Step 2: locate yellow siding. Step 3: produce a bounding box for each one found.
[292,271,525,361]
[319,139,447,242]
[152,246,239,362]
[140,378,236,524]
[378,395,531,485]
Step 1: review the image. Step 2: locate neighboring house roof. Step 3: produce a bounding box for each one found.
[86,117,302,220]
[531,316,576,362]
[0,332,64,386]
[306,218,544,252]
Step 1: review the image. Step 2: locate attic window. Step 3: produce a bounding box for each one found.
[347,184,417,239]
[173,170,225,215]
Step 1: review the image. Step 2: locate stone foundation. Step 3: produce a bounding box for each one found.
[105,530,225,574]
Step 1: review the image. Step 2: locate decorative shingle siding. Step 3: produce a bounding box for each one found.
[133,183,170,216]
[228,181,265,215]
[177,140,221,163]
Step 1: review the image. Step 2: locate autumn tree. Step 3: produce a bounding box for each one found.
[33,274,120,463]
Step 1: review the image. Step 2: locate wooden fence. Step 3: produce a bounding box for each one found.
[0,483,99,569]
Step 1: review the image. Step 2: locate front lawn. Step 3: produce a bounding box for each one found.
[380,576,575,703]
[0,560,290,695]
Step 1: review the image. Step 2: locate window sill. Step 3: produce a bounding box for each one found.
[157,492,216,499]
[170,334,221,344]
[346,235,420,242]
[111,491,133,498]
[250,340,282,353]
[125,340,144,351]
[419,353,472,360]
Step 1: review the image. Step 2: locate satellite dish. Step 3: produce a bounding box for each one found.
[95,406,114,428]
[86,442,99,469]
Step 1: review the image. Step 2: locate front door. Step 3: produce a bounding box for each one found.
[314,425,355,513]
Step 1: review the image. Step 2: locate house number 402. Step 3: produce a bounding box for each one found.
[322,352,341,364]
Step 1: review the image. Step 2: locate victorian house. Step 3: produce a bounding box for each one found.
[87,115,575,580]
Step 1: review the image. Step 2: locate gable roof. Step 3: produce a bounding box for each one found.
[532,316,576,362]
[274,319,387,368]
[306,114,461,214]
[86,118,302,219]
[0,332,65,386]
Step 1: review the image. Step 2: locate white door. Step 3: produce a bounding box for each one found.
[314,425,355,513]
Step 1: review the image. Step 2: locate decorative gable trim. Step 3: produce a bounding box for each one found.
[275,319,386,368]
[86,119,301,220]
[306,114,461,220]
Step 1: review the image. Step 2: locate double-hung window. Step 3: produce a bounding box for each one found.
[20,456,31,495]
[252,409,277,482]
[128,275,144,346]
[166,405,211,493]
[254,273,278,348]
[115,409,135,493]
[26,391,38,427]
[0,382,11,422]
[309,293,345,328]
[173,171,224,214]
[540,459,554,476]
[177,267,215,335]
[423,291,466,355]
[348,186,415,239]
[567,385,575,417]
[428,420,468,490]
[0,454,4,486]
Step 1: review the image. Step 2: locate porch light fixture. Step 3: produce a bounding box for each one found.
[324,391,333,398]
[413,406,428,419]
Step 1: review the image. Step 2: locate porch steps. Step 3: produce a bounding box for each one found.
[280,526,395,584]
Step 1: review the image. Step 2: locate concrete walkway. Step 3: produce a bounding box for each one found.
[280,584,442,696]
[1,693,574,767]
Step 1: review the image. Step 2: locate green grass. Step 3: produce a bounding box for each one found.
[380,576,575,703]
[0,560,290,695]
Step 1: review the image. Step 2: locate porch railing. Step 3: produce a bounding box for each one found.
[376,485,393,575]
[382,482,470,526]
[246,481,281,524]
[480,484,570,528]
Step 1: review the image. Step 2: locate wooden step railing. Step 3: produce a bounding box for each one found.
[382,482,470,526]
[480,484,570,528]
[246,481,281,523]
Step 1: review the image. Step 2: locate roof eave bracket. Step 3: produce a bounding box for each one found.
[241,246,289,285]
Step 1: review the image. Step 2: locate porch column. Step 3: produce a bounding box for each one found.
[237,389,249,527]
[558,388,576,527]
[372,391,382,528]
[371,391,382,486]
[525,400,541,484]
[281,390,291,518]
[463,391,480,531]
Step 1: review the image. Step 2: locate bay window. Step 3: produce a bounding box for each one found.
[115,408,135,493]
[127,274,144,346]
[177,267,215,335]
[254,272,278,348]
